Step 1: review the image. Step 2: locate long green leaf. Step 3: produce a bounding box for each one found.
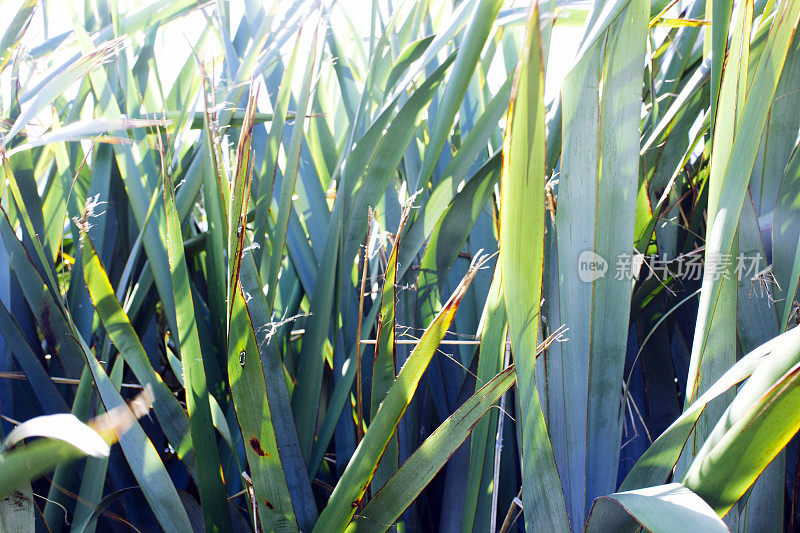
[499,5,569,530]
[555,0,648,522]
[314,255,485,531]
[293,52,456,460]
[686,0,800,407]
[346,365,517,532]
[4,39,121,143]
[369,200,414,492]
[80,231,195,475]
[677,0,751,493]
[77,340,193,532]
[263,27,319,313]
[621,328,791,490]
[584,483,728,533]
[462,263,506,533]
[415,0,502,189]
[163,151,231,533]
[225,83,299,533]
[253,34,302,272]
[683,324,800,515]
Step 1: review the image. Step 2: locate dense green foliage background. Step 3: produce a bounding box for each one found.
[2,0,800,531]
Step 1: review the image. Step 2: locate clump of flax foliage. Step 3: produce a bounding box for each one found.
[2,0,800,531]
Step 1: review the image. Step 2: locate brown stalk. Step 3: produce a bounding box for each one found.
[355,208,375,443]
